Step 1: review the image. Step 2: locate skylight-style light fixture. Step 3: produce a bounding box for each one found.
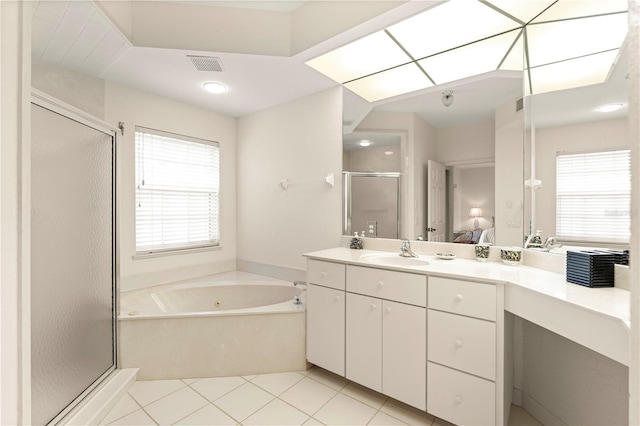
[597,103,624,113]
[305,0,628,102]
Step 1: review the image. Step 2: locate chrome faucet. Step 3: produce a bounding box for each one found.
[293,281,306,305]
[400,239,418,258]
[543,237,562,252]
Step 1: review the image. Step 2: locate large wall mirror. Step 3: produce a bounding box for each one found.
[343,73,524,246]
[523,42,630,254]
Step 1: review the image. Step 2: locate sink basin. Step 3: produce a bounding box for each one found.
[360,253,430,267]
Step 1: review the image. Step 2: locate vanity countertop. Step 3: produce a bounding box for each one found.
[304,247,630,366]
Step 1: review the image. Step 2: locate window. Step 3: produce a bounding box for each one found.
[556,149,630,244]
[135,127,220,254]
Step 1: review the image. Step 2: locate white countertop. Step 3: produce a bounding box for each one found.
[304,247,630,366]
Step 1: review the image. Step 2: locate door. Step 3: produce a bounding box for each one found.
[427,160,447,242]
[307,284,345,376]
[346,292,382,392]
[382,300,426,410]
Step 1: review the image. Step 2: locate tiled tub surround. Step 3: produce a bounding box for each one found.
[304,244,630,425]
[119,272,306,380]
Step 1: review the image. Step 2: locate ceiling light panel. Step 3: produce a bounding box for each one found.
[532,0,627,23]
[526,49,619,95]
[482,0,555,24]
[526,13,627,68]
[419,30,522,84]
[387,0,521,59]
[344,63,432,102]
[305,31,411,83]
[499,31,525,70]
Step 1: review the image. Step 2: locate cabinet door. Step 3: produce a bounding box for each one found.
[382,300,426,410]
[346,292,382,392]
[307,284,345,376]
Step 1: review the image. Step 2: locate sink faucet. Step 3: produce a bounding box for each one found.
[400,239,418,258]
[542,237,562,252]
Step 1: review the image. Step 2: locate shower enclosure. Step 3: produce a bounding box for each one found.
[30,93,117,425]
[343,172,401,239]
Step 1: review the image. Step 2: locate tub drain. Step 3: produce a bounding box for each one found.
[215,300,222,307]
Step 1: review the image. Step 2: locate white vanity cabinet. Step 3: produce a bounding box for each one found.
[306,260,346,376]
[345,266,427,410]
[427,276,502,425]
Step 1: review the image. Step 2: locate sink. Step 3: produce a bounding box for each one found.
[360,253,430,267]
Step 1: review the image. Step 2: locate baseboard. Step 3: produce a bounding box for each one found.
[61,368,138,425]
[512,388,522,406]
[521,391,567,425]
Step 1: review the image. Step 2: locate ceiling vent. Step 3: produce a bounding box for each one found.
[516,97,524,112]
[188,55,224,72]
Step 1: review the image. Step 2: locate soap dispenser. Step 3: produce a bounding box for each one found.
[350,232,364,250]
[526,230,543,248]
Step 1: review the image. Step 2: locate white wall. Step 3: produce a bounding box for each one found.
[533,118,629,238]
[237,87,343,277]
[436,119,495,165]
[104,83,237,291]
[454,166,495,231]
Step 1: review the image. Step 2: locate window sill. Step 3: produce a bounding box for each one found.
[133,244,222,260]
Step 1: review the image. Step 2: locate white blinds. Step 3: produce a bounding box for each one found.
[556,149,630,243]
[135,127,220,254]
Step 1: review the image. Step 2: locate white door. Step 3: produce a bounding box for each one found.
[307,284,345,376]
[382,300,426,410]
[427,160,447,242]
[346,293,382,392]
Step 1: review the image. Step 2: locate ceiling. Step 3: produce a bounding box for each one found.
[30,0,630,129]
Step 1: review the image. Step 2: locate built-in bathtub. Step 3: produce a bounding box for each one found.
[118,272,306,380]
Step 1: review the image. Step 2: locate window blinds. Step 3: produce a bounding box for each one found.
[556,149,630,243]
[135,127,220,254]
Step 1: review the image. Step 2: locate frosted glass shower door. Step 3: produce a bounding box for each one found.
[31,102,116,425]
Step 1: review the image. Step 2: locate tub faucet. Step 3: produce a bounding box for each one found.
[293,281,306,305]
[400,239,418,258]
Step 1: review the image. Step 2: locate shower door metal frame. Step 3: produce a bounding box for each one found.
[30,90,119,425]
[343,171,402,238]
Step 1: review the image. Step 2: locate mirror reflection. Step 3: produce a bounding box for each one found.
[343,73,523,246]
[523,44,630,253]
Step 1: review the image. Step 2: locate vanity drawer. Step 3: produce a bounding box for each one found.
[347,265,426,307]
[428,276,496,321]
[307,260,345,290]
[428,309,496,380]
[427,362,495,426]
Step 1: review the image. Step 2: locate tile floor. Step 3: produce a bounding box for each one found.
[100,366,541,426]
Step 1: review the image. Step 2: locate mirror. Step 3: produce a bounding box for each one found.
[523,43,630,253]
[343,72,524,246]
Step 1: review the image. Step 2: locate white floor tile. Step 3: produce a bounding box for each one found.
[189,376,246,402]
[243,398,310,425]
[508,405,543,426]
[280,377,339,416]
[368,411,409,425]
[174,404,238,425]
[314,393,377,425]
[213,382,274,422]
[252,371,305,396]
[144,386,208,425]
[379,398,434,426]
[242,375,258,381]
[307,368,349,391]
[340,382,388,409]
[303,418,325,425]
[106,409,156,425]
[182,378,200,385]
[100,394,140,425]
[128,379,185,406]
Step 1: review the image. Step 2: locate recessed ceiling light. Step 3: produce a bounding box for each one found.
[384,151,394,156]
[203,82,227,94]
[597,103,624,113]
[359,140,372,147]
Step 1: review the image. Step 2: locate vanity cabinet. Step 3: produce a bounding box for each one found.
[306,260,346,376]
[427,276,500,425]
[345,266,427,410]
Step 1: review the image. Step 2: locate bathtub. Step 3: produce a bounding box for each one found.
[118,272,307,380]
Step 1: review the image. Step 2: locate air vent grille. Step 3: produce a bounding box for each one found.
[188,55,224,72]
[516,97,524,112]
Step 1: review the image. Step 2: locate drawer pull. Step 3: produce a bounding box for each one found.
[385,307,392,313]
[378,281,385,287]
[334,295,341,301]
[321,272,327,278]
[370,304,377,310]
[455,294,463,302]
[454,395,463,405]
[455,339,463,348]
